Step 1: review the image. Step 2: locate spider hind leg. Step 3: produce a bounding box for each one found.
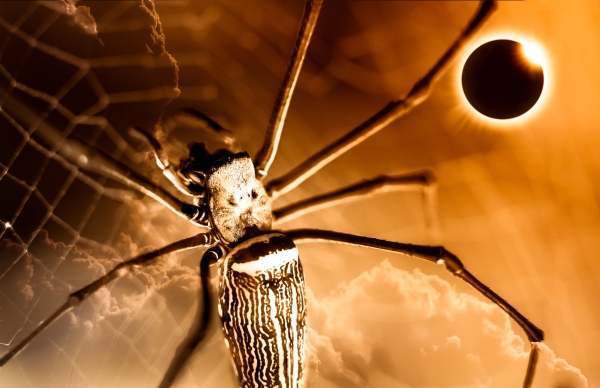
[285,228,543,388]
[0,233,212,369]
[157,246,223,388]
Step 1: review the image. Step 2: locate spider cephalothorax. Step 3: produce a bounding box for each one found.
[177,143,273,244]
[204,152,272,244]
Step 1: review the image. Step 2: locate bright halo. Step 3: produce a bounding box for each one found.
[521,43,544,66]
[453,31,551,128]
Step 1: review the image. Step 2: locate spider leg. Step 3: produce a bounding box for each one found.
[266,0,497,199]
[0,232,213,368]
[178,108,239,151]
[253,0,323,179]
[2,92,205,224]
[59,137,208,226]
[136,108,240,194]
[157,245,224,388]
[523,343,540,388]
[272,170,436,225]
[128,126,197,197]
[284,228,543,388]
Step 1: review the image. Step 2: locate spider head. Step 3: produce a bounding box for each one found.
[205,152,272,244]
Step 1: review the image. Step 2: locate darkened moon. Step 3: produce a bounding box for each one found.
[462,39,544,119]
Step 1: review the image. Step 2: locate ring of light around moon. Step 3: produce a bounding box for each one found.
[461,39,544,120]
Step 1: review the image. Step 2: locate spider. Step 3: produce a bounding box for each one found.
[0,0,544,387]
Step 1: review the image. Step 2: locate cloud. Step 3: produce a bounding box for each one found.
[60,0,98,35]
[305,260,587,388]
[305,327,364,388]
[0,238,36,306]
[0,228,212,387]
[55,231,201,329]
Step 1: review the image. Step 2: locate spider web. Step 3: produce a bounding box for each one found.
[0,1,233,387]
[0,1,590,388]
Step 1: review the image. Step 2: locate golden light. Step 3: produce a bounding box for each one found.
[521,43,544,66]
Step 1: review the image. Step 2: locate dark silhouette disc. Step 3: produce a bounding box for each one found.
[462,39,544,119]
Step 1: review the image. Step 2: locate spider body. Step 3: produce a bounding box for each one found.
[189,151,306,387]
[161,147,305,387]
[219,233,306,388]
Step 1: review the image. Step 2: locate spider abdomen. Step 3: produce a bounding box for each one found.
[219,233,307,388]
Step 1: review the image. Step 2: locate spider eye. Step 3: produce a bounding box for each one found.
[228,198,236,206]
[251,189,258,199]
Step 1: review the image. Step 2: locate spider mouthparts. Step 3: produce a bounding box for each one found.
[238,226,263,243]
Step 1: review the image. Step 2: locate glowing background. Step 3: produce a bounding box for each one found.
[0,0,598,387]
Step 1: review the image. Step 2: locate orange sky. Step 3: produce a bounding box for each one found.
[0,1,599,387]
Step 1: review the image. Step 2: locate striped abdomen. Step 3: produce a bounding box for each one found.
[218,233,306,388]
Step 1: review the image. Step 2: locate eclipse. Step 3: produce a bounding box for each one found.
[462,39,544,120]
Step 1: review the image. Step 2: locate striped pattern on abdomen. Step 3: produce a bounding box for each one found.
[219,234,307,388]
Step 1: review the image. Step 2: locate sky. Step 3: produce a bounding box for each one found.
[0,0,599,387]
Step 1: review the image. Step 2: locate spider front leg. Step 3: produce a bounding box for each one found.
[253,0,323,179]
[272,170,437,226]
[2,90,208,225]
[0,232,213,368]
[176,108,239,151]
[266,0,497,198]
[129,109,240,197]
[285,229,544,388]
[128,126,198,197]
[58,136,209,226]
